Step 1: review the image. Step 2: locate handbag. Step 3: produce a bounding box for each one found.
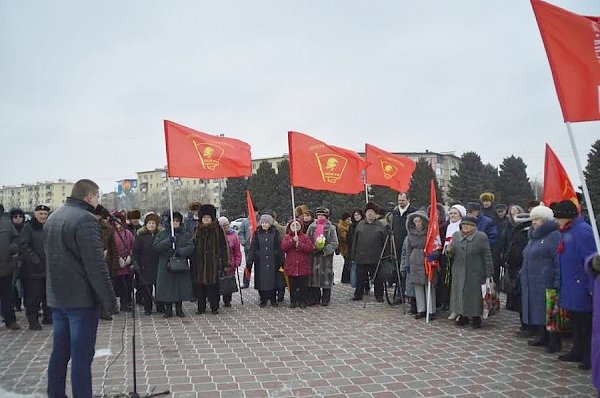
[377,260,397,285]
[166,256,190,273]
[482,280,500,319]
[546,288,570,332]
[219,273,239,295]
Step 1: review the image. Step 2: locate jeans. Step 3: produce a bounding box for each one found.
[47,307,100,398]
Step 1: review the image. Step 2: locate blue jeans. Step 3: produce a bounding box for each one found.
[47,307,100,398]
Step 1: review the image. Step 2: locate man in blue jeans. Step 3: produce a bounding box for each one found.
[45,179,117,398]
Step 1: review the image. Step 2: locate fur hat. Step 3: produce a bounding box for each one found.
[218,216,229,226]
[315,206,330,217]
[171,211,183,223]
[466,202,482,212]
[529,205,554,221]
[189,201,201,211]
[294,204,310,218]
[450,204,467,218]
[513,213,531,224]
[364,202,380,214]
[259,214,273,225]
[144,213,160,225]
[35,205,50,212]
[479,192,495,202]
[9,208,24,218]
[199,204,217,221]
[551,200,578,219]
[127,210,141,220]
[460,216,478,227]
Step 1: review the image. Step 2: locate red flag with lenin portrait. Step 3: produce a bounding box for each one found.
[365,144,416,192]
[424,179,442,282]
[164,120,252,178]
[531,0,600,122]
[288,131,368,194]
[543,144,580,209]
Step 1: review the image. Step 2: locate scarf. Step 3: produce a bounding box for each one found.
[444,220,461,253]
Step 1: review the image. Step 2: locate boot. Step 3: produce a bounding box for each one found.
[320,289,331,306]
[156,301,165,313]
[516,323,534,338]
[41,312,52,325]
[196,299,206,314]
[290,301,297,309]
[528,326,548,347]
[456,315,469,326]
[409,297,417,315]
[545,332,562,353]
[163,303,173,318]
[415,312,426,320]
[28,315,42,331]
[6,321,21,330]
[144,300,153,315]
[175,302,185,317]
[471,317,482,329]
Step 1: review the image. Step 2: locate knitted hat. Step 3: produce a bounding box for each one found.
[144,213,160,225]
[127,210,141,220]
[529,205,554,221]
[259,214,273,225]
[315,206,330,217]
[479,192,495,202]
[450,204,467,218]
[199,204,217,221]
[466,202,482,212]
[218,216,229,226]
[551,200,578,219]
[460,216,478,227]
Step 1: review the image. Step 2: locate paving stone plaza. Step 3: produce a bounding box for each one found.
[0,256,596,397]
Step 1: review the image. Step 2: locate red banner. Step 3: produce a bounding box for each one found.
[365,144,416,192]
[531,0,600,122]
[246,190,257,236]
[164,120,252,179]
[424,180,442,283]
[543,144,579,208]
[288,131,369,194]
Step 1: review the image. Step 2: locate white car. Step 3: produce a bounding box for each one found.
[230,217,247,232]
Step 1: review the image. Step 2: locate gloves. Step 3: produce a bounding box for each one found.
[118,257,126,268]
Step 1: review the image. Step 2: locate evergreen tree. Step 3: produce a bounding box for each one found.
[248,161,278,213]
[481,164,499,195]
[448,152,485,204]
[272,159,292,221]
[409,158,442,208]
[584,139,600,218]
[370,185,399,213]
[221,177,248,218]
[496,155,534,207]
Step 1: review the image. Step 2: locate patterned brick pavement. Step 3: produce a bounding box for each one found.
[0,256,596,397]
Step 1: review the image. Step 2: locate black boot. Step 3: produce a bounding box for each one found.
[175,302,185,317]
[320,289,331,306]
[163,303,173,318]
[196,299,206,314]
[545,332,562,353]
[42,311,53,325]
[471,317,482,329]
[409,297,417,315]
[27,315,42,331]
[156,301,165,313]
[528,325,548,347]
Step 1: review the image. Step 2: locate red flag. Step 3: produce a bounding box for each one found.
[365,144,416,192]
[424,180,442,283]
[246,190,257,236]
[164,120,252,179]
[288,131,369,194]
[543,144,580,208]
[531,0,600,122]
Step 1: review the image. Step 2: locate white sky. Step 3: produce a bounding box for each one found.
[1,0,598,194]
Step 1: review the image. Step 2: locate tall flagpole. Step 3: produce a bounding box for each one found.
[290,186,296,221]
[364,182,369,204]
[566,123,600,251]
[426,280,432,324]
[167,177,176,250]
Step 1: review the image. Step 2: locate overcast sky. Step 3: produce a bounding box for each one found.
[1,1,598,195]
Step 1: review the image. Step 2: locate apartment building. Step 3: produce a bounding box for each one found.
[0,180,74,212]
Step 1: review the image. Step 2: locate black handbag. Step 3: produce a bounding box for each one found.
[377,260,398,284]
[166,256,190,273]
[219,274,238,295]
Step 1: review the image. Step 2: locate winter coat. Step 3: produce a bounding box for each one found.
[403,212,430,286]
[346,215,362,261]
[586,255,600,392]
[132,226,162,285]
[191,222,229,286]
[113,227,136,276]
[99,220,119,275]
[281,222,314,277]
[520,221,560,326]
[154,226,194,302]
[247,226,284,290]
[477,213,498,247]
[351,219,387,265]
[556,216,596,312]
[392,204,417,260]
[307,219,339,289]
[18,217,46,279]
[184,213,199,234]
[225,229,242,275]
[336,220,350,257]
[505,222,531,276]
[0,213,19,278]
[238,218,252,253]
[449,230,493,317]
[44,197,117,312]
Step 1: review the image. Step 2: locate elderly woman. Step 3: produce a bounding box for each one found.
[218,216,241,308]
[111,211,136,312]
[448,216,494,329]
[520,205,560,351]
[132,213,163,315]
[442,204,466,320]
[307,207,339,306]
[154,212,194,318]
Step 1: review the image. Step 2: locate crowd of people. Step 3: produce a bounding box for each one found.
[1,179,600,396]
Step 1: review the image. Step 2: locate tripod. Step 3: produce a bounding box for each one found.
[362,231,405,313]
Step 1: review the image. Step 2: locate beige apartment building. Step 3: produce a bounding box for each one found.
[0,180,74,212]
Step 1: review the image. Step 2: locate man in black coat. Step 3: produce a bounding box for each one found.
[391,192,417,303]
[19,204,51,330]
[0,204,20,330]
[45,179,117,398]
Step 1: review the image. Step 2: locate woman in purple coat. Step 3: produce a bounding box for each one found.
[587,254,600,396]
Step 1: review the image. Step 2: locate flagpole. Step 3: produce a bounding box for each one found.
[565,123,600,251]
[167,177,176,249]
[364,182,369,204]
[426,280,432,324]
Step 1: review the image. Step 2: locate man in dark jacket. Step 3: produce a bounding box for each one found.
[351,203,387,302]
[0,204,20,330]
[45,179,117,398]
[391,192,417,260]
[19,204,51,330]
[466,202,498,247]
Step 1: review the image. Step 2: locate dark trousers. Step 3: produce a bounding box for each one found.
[112,274,132,303]
[136,283,156,313]
[306,287,321,305]
[354,264,384,299]
[0,275,16,324]
[23,278,49,319]
[259,289,276,304]
[569,310,592,365]
[289,276,308,304]
[197,283,220,311]
[341,256,351,283]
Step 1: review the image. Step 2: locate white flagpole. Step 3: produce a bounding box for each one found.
[566,123,600,251]
[364,182,369,204]
[291,186,296,221]
[167,177,176,250]
[426,280,431,324]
